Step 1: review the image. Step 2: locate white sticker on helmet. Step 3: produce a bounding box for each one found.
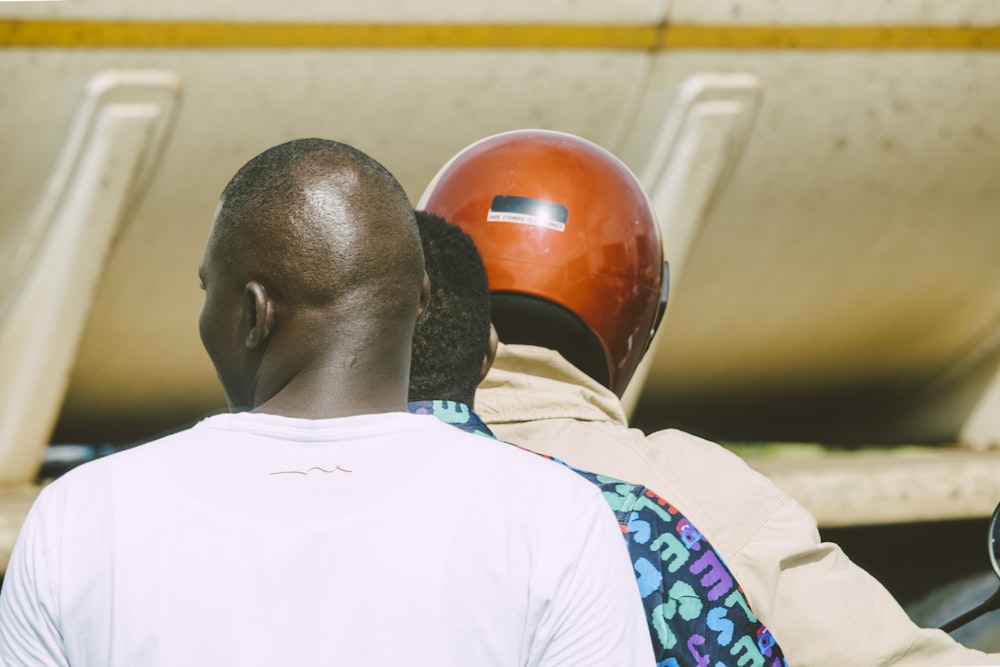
[487,195,568,232]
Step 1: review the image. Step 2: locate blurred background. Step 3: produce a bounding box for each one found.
[2,0,999,645]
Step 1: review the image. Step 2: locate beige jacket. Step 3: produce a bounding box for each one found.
[477,343,1000,667]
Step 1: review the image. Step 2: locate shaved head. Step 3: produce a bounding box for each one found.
[208,138,421,308]
[199,138,425,415]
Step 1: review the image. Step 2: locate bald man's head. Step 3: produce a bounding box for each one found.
[208,138,421,307]
[198,138,425,414]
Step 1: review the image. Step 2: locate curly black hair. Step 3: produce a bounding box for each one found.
[408,211,491,405]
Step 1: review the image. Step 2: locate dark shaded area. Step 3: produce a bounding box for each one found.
[50,410,214,450]
[828,518,1000,651]
[630,341,1000,448]
[907,571,1000,651]
[491,292,610,389]
[822,517,993,607]
[631,383,943,446]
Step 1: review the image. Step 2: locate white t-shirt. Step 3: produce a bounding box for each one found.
[0,411,653,666]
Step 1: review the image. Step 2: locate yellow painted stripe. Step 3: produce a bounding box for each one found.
[0,21,657,48]
[661,25,1000,50]
[1,20,1000,50]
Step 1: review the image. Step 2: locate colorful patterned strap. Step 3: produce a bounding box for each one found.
[409,400,788,667]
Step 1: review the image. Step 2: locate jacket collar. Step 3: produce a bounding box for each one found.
[476,343,629,427]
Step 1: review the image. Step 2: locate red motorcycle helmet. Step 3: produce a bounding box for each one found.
[418,129,667,396]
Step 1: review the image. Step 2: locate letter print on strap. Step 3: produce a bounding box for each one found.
[594,474,787,667]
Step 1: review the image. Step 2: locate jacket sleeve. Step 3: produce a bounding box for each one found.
[643,429,1000,667]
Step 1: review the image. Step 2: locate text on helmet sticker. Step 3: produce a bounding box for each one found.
[487,195,568,232]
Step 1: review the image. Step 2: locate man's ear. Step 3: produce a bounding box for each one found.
[416,271,431,321]
[479,323,499,382]
[244,280,275,349]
